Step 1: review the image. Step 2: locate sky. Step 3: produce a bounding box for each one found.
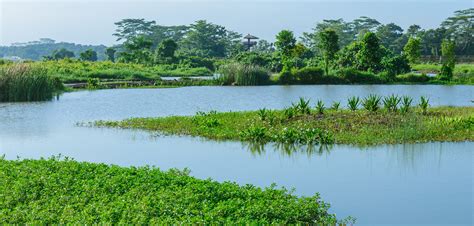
[0,0,472,46]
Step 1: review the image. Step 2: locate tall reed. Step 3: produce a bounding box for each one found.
[0,64,60,102]
[217,62,270,86]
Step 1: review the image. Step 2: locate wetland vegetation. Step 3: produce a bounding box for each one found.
[94,96,474,146]
[0,156,345,224]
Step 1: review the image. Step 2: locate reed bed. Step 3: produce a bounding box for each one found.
[217,63,270,86]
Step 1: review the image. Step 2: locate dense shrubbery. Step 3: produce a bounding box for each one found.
[217,62,270,86]
[0,64,62,102]
[0,157,339,224]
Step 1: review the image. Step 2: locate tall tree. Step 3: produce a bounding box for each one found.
[51,48,75,60]
[105,47,116,62]
[79,49,98,61]
[376,23,404,53]
[318,29,339,75]
[179,20,241,58]
[118,36,153,64]
[275,30,296,58]
[113,19,156,42]
[155,39,178,64]
[357,32,383,72]
[441,8,473,55]
[403,37,421,64]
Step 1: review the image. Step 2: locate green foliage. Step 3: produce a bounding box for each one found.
[292,67,325,84]
[292,97,311,115]
[258,108,269,121]
[357,32,383,72]
[381,54,411,80]
[336,68,383,84]
[0,157,338,224]
[0,64,61,102]
[105,47,117,62]
[400,96,413,113]
[79,49,98,62]
[347,96,360,111]
[382,94,401,112]
[362,94,381,112]
[275,30,297,59]
[95,105,474,146]
[315,100,325,115]
[284,107,296,119]
[217,62,270,86]
[396,73,430,83]
[404,37,421,64]
[47,48,75,60]
[440,39,456,80]
[330,101,341,111]
[86,78,101,89]
[419,96,430,115]
[234,52,272,69]
[318,29,340,75]
[155,39,178,64]
[119,36,154,64]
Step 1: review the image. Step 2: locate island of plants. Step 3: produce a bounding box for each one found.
[94,96,474,146]
[0,156,347,224]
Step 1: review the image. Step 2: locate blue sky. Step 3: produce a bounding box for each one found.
[1,0,472,46]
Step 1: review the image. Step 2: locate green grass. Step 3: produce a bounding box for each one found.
[0,156,342,224]
[0,60,213,84]
[0,64,63,102]
[94,105,474,146]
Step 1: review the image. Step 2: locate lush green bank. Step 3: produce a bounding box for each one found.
[94,98,474,146]
[0,157,344,224]
[0,64,63,102]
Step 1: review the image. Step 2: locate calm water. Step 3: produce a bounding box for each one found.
[0,85,473,225]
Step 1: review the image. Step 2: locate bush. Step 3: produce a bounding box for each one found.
[278,70,295,85]
[218,62,270,86]
[336,68,383,84]
[397,73,430,83]
[292,67,324,84]
[0,64,60,102]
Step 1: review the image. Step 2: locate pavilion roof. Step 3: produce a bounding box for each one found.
[244,34,259,39]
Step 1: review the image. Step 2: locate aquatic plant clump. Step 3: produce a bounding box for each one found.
[0,64,62,102]
[0,157,340,224]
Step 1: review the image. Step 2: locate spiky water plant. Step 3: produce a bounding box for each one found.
[293,97,311,115]
[400,96,413,113]
[362,94,381,112]
[383,94,401,112]
[419,96,430,115]
[315,100,325,115]
[258,108,268,121]
[347,96,360,111]
[330,101,341,111]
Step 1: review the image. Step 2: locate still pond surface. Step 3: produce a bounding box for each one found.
[1,85,473,225]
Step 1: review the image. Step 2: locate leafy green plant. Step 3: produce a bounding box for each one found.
[383,94,401,112]
[330,101,340,111]
[217,62,270,86]
[400,96,413,113]
[419,96,430,114]
[292,97,311,115]
[240,126,268,142]
[283,107,296,119]
[258,108,268,121]
[362,94,381,112]
[86,78,101,89]
[315,100,325,115]
[0,157,339,224]
[347,96,360,111]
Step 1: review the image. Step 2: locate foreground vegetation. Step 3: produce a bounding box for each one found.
[0,157,345,224]
[0,64,63,102]
[94,96,474,146]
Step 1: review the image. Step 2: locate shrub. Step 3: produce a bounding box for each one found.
[336,68,382,84]
[397,73,430,83]
[292,67,324,84]
[278,70,296,85]
[0,64,59,102]
[315,100,325,115]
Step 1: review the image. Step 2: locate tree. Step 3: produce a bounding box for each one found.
[252,40,275,53]
[403,37,421,64]
[155,39,178,64]
[376,23,404,53]
[407,24,423,38]
[79,49,98,61]
[357,32,383,72]
[318,29,339,75]
[105,47,116,62]
[440,39,455,80]
[118,36,153,64]
[179,20,241,58]
[52,48,75,60]
[113,19,156,42]
[441,8,473,55]
[381,55,411,80]
[275,30,296,58]
[351,16,381,39]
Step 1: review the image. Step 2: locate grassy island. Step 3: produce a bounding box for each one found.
[94,96,474,146]
[0,157,343,224]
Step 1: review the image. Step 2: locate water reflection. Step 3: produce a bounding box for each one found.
[244,142,334,157]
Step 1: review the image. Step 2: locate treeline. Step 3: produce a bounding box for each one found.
[0,39,107,61]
